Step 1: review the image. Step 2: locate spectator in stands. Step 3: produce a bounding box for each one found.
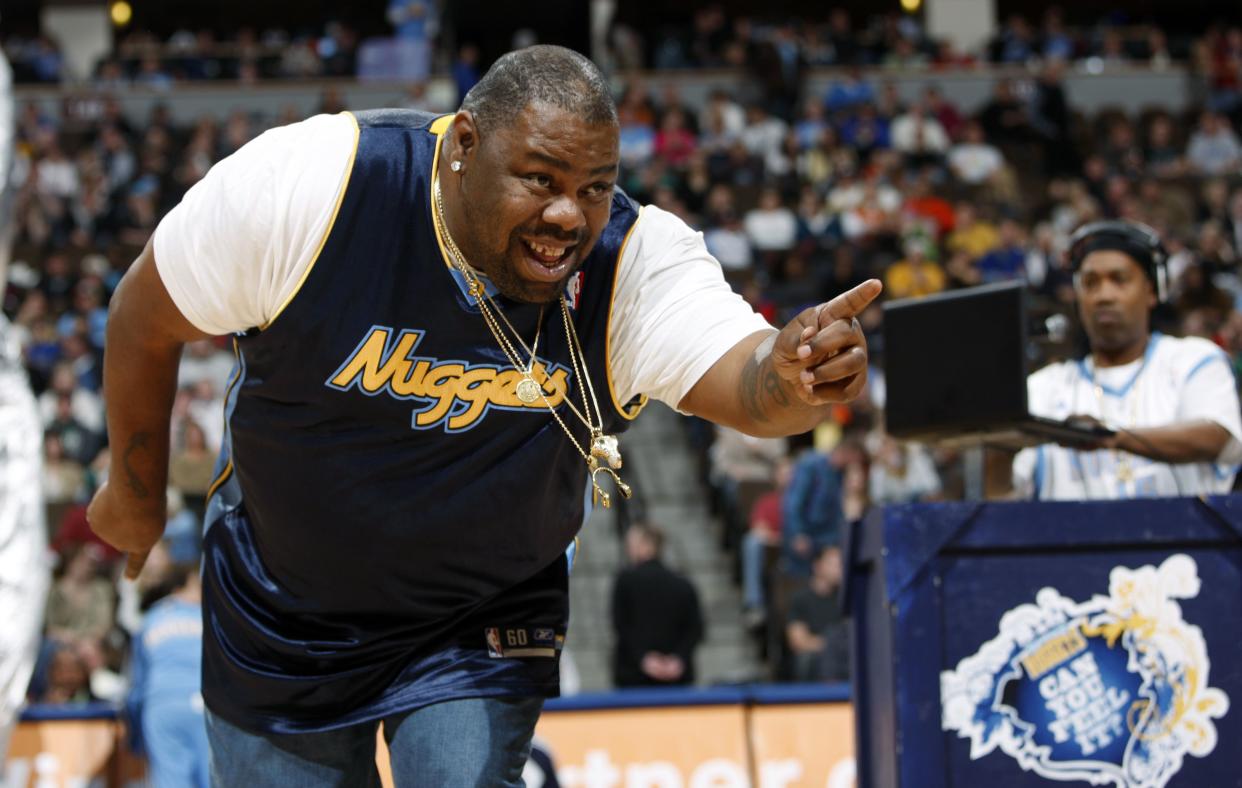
[947,120,1006,190]
[868,435,942,504]
[127,562,209,788]
[994,15,1035,64]
[169,420,216,519]
[923,85,964,141]
[741,456,792,626]
[1144,115,1186,179]
[1032,60,1077,176]
[885,236,946,300]
[976,217,1028,283]
[945,202,999,260]
[38,360,103,433]
[42,432,86,527]
[785,545,849,682]
[837,102,890,158]
[744,186,798,254]
[890,101,949,169]
[1101,118,1145,179]
[451,43,481,104]
[978,79,1030,147]
[46,392,100,465]
[177,338,234,389]
[611,524,703,688]
[1040,8,1075,62]
[782,437,848,582]
[741,104,790,176]
[1176,262,1234,327]
[44,543,114,655]
[162,489,201,565]
[708,423,786,550]
[38,642,95,704]
[1186,111,1242,176]
[698,89,745,149]
[902,175,954,238]
[703,209,754,277]
[825,10,860,67]
[653,107,697,170]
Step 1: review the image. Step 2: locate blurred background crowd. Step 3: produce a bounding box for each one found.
[3,1,1242,710]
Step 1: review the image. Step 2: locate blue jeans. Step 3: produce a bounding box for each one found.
[206,696,544,787]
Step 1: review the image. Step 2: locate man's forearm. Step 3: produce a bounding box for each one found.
[738,333,832,437]
[1112,421,1232,465]
[103,285,184,515]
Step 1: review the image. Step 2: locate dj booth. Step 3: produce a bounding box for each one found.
[846,495,1242,788]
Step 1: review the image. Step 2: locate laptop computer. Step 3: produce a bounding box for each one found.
[881,281,1113,448]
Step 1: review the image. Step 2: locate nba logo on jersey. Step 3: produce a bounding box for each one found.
[565,272,584,310]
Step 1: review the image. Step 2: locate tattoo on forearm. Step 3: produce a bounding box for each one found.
[740,353,790,424]
[764,367,790,409]
[122,432,152,498]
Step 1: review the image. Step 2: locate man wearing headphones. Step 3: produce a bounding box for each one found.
[1012,220,1242,500]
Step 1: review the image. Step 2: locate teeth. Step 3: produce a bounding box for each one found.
[527,241,567,258]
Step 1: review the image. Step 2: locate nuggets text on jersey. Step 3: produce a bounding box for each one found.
[326,325,572,431]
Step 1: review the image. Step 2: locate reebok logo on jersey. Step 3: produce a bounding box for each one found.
[326,325,571,432]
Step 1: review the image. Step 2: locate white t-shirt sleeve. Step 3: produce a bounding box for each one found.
[609,206,772,410]
[1176,343,1242,465]
[153,112,358,335]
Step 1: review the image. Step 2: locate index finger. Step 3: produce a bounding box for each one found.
[124,549,151,581]
[818,279,883,324]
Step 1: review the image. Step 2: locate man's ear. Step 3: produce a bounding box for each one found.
[449,110,479,167]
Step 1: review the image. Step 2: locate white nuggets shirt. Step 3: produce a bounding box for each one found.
[1014,333,1242,500]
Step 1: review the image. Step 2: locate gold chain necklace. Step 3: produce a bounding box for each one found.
[433,178,631,507]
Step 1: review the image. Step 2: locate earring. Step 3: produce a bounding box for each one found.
[450,161,463,173]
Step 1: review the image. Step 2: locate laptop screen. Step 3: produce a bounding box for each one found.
[882,281,1029,440]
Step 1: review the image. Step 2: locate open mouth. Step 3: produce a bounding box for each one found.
[523,238,576,266]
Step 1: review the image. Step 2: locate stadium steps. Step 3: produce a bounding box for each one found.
[566,402,760,691]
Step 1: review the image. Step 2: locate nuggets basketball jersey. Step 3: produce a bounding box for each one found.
[201,110,642,732]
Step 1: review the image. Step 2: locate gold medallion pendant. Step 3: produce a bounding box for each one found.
[516,377,541,404]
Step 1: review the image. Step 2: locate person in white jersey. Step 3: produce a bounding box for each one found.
[1013,219,1242,500]
[0,51,51,767]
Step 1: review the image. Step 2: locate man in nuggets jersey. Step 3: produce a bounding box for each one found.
[89,46,880,785]
[1014,220,1242,500]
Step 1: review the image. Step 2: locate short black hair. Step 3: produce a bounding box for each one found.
[460,45,617,134]
[628,522,665,556]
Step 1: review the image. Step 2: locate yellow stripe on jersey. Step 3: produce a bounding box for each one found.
[604,206,648,421]
[206,338,243,502]
[428,114,457,272]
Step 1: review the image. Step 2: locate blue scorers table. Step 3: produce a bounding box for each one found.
[846,496,1242,788]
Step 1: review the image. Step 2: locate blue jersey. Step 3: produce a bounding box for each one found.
[127,598,203,743]
[201,110,643,733]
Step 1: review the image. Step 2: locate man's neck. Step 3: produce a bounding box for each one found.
[1093,334,1149,368]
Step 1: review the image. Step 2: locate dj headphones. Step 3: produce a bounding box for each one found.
[1067,220,1169,303]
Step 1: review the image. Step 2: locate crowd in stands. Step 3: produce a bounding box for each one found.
[4,8,1242,713]
[5,4,1240,89]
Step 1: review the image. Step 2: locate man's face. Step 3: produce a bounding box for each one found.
[815,548,843,588]
[455,102,619,303]
[1075,250,1154,354]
